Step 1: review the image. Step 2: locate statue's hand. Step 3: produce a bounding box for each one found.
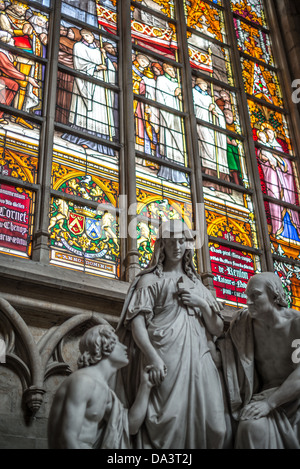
[140,365,156,389]
[180,289,211,313]
[204,292,224,314]
[239,400,272,420]
[147,357,167,386]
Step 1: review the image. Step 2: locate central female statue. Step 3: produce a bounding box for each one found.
[116,220,229,449]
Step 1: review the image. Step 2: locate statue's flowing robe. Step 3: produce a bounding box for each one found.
[218,308,300,449]
[117,273,227,449]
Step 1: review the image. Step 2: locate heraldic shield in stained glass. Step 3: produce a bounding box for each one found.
[49,196,120,278]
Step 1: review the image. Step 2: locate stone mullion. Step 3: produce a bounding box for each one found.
[121,0,140,282]
[32,0,62,263]
[223,0,272,272]
[174,0,216,292]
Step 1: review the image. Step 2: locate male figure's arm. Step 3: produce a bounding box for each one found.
[128,366,153,435]
[267,364,300,410]
[131,314,167,385]
[240,317,300,420]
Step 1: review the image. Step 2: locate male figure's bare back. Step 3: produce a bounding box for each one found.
[48,368,112,449]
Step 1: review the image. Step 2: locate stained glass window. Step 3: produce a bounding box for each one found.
[136,157,193,267]
[209,242,261,306]
[0,0,299,310]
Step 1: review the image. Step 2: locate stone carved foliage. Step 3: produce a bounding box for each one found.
[0,297,110,415]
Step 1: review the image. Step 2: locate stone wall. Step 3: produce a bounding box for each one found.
[0,267,125,449]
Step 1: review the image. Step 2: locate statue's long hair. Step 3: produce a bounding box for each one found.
[116,221,201,333]
[142,220,200,283]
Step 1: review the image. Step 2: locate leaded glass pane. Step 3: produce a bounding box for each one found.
[234,17,274,66]
[0,124,40,184]
[0,183,34,257]
[185,0,227,43]
[230,0,267,28]
[136,169,193,267]
[131,6,178,60]
[241,57,283,108]
[188,32,234,84]
[274,260,300,309]
[210,242,261,306]
[0,2,48,118]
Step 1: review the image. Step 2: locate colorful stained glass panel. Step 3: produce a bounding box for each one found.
[269,205,300,251]
[210,242,260,306]
[185,0,227,43]
[56,71,118,150]
[256,147,299,207]
[188,33,234,84]
[198,126,247,188]
[133,0,176,19]
[0,2,49,57]
[134,98,187,172]
[241,57,283,108]
[0,183,34,257]
[0,2,47,117]
[248,99,292,155]
[95,0,118,36]
[234,18,274,66]
[0,125,40,184]
[58,20,118,81]
[49,197,120,278]
[230,0,267,28]
[136,156,190,188]
[274,260,300,310]
[62,0,98,27]
[205,189,258,249]
[52,136,119,199]
[193,80,241,133]
[136,171,193,267]
[131,7,178,60]
[132,50,180,105]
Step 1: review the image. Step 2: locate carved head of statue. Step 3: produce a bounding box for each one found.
[245,272,288,317]
[145,220,199,280]
[77,324,117,368]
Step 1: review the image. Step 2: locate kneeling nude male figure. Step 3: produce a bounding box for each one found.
[48,324,153,449]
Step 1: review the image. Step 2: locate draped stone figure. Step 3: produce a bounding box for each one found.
[116,220,230,449]
[218,272,300,449]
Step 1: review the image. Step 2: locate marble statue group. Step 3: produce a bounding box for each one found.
[48,220,300,449]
